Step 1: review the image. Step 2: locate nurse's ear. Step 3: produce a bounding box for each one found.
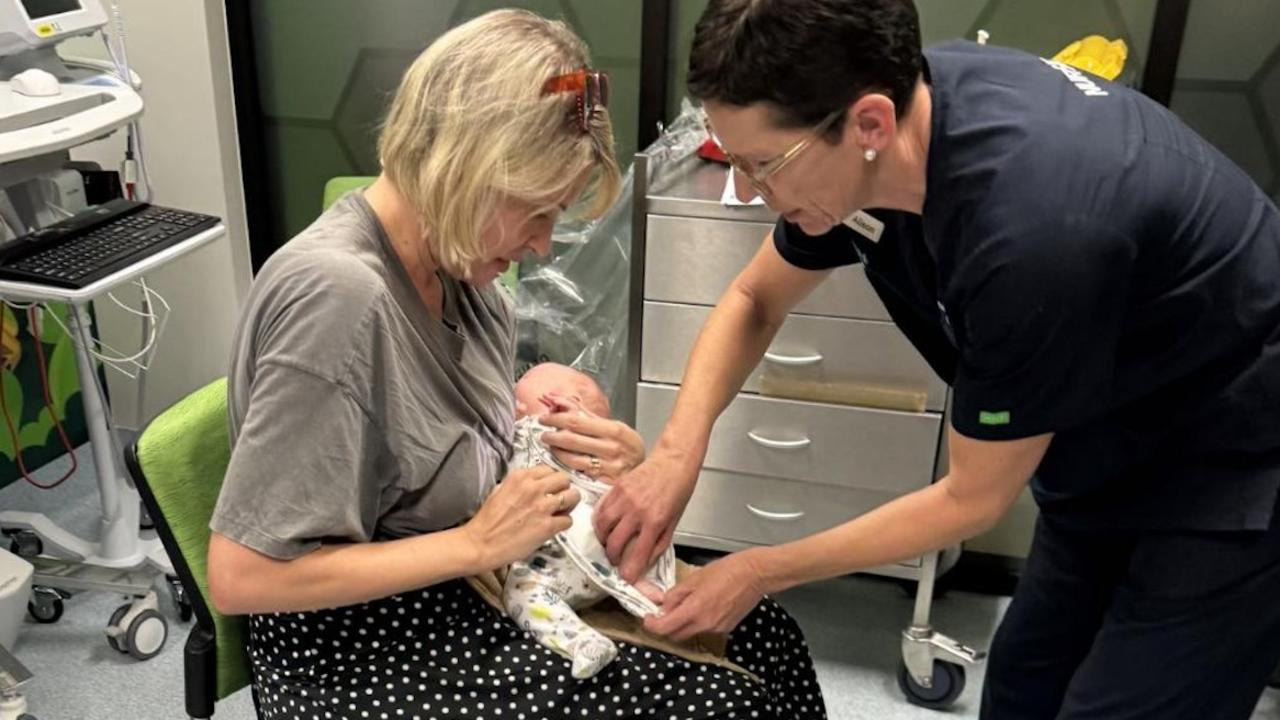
[847,92,897,159]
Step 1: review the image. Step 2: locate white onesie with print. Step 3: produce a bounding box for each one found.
[502,416,677,679]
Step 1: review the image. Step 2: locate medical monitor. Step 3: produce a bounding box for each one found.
[0,0,106,57]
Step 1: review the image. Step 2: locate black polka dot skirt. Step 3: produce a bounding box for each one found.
[249,579,827,719]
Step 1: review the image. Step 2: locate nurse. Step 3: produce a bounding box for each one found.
[601,0,1280,717]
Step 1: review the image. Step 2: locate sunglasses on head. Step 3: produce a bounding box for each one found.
[542,69,610,133]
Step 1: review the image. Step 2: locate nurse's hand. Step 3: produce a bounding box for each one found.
[644,550,767,641]
[594,450,698,583]
[539,400,645,480]
[463,465,578,571]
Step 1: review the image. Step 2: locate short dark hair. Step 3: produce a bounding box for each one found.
[688,0,923,133]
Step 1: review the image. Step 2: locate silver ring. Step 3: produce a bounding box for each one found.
[588,456,602,476]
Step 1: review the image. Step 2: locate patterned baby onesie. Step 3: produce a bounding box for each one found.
[503,417,677,679]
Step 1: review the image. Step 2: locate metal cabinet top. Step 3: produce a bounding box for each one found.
[643,153,777,224]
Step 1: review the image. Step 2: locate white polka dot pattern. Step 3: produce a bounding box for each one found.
[248,580,827,719]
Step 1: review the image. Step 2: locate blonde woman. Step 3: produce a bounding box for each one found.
[206,10,824,719]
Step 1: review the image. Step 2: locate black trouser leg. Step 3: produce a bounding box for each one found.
[980,518,1134,719]
[1057,517,1280,720]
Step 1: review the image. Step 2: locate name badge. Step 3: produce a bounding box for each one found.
[842,210,884,243]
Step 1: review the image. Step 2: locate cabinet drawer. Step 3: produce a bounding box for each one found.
[636,383,940,495]
[676,467,917,563]
[644,214,889,321]
[641,302,946,412]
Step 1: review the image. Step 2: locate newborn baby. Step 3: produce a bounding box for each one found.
[503,363,675,679]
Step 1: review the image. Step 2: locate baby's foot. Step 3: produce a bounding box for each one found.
[634,580,666,605]
[570,634,618,680]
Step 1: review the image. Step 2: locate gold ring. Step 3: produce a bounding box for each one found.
[555,493,565,512]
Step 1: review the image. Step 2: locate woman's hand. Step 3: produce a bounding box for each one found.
[594,448,699,583]
[538,396,645,480]
[644,550,768,642]
[462,465,578,571]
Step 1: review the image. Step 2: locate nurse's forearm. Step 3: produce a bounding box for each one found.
[654,285,783,469]
[208,526,483,615]
[748,476,1007,594]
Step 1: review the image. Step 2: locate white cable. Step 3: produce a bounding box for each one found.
[40,282,170,369]
[100,3,152,203]
[105,288,158,318]
[134,277,155,426]
[110,1,131,75]
[129,121,152,203]
[100,33,125,77]
[40,308,147,366]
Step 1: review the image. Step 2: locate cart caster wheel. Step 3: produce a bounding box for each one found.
[165,575,192,622]
[898,659,965,709]
[8,530,42,558]
[125,608,168,660]
[27,586,63,623]
[107,602,132,652]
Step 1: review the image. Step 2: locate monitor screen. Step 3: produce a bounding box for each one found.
[20,0,81,19]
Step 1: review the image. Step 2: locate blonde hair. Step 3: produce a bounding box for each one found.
[378,10,622,278]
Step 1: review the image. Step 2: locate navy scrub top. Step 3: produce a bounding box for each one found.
[775,41,1280,532]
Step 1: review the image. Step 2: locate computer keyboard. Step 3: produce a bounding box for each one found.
[0,199,220,289]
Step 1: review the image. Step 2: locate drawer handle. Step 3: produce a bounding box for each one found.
[747,431,812,450]
[746,504,806,522]
[763,351,824,367]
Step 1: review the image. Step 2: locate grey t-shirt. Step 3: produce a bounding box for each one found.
[211,192,517,560]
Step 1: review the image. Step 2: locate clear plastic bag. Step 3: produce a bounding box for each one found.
[512,101,709,416]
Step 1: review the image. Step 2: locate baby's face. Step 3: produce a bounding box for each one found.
[515,364,609,418]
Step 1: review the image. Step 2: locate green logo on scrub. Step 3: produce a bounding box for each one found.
[979,410,1011,426]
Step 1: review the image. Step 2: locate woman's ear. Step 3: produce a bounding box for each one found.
[850,93,897,155]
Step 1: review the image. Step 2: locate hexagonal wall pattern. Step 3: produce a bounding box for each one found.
[252,1,1278,246]
[962,0,1147,82]
[917,0,989,45]
[254,0,642,241]
[450,0,574,27]
[249,0,457,121]
[667,0,1157,117]
[333,48,421,177]
[1172,87,1277,192]
[262,121,357,239]
[1177,0,1280,82]
[1172,0,1280,197]
[1261,52,1280,195]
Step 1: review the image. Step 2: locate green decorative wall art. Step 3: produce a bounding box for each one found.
[0,303,93,491]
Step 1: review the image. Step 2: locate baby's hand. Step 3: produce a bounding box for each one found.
[540,392,585,415]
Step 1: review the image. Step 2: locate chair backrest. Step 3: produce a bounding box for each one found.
[323,175,521,289]
[125,377,249,700]
[322,176,374,211]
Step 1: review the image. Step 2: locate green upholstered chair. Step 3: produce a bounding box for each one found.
[124,378,250,719]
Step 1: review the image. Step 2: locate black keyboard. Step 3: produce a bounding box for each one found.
[0,199,221,289]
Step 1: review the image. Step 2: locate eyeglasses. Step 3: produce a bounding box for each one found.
[542,69,610,133]
[704,109,843,197]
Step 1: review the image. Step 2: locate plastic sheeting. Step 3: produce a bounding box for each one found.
[511,101,710,416]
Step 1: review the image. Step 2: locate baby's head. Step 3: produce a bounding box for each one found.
[515,363,610,419]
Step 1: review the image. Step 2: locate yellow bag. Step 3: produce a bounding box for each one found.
[1053,35,1128,81]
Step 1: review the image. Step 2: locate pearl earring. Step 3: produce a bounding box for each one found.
[864,148,878,162]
